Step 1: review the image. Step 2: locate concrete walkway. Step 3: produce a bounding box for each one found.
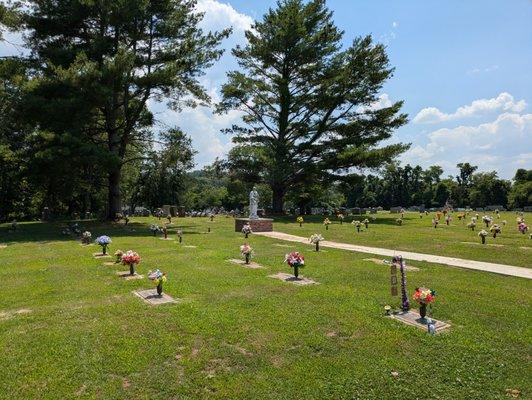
[256,231,532,280]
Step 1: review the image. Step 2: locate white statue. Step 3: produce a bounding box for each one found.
[249,186,259,220]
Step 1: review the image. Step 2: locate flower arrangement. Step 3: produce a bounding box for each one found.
[413,287,436,305]
[396,218,403,226]
[148,269,167,295]
[518,222,528,234]
[482,215,492,227]
[176,229,183,243]
[150,224,160,236]
[162,225,168,239]
[114,249,123,263]
[445,215,452,225]
[309,233,324,251]
[502,220,507,226]
[432,218,438,228]
[285,251,305,278]
[167,214,172,223]
[363,218,369,229]
[296,216,304,227]
[240,243,253,264]
[95,235,112,254]
[478,229,488,244]
[467,221,476,231]
[337,214,344,224]
[489,224,501,238]
[412,287,436,319]
[435,212,442,220]
[323,218,331,230]
[81,231,92,245]
[242,223,253,238]
[352,220,361,232]
[122,250,141,275]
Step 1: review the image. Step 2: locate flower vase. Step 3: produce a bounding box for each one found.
[129,264,135,275]
[179,236,182,243]
[315,242,319,252]
[481,236,486,244]
[326,225,328,230]
[357,227,360,233]
[419,303,427,319]
[293,265,299,279]
[299,223,302,227]
[245,253,250,264]
[245,233,249,238]
[157,282,163,296]
[102,245,107,255]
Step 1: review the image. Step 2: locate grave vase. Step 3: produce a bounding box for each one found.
[293,265,299,279]
[245,253,250,264]
[419,303,427,319]
[157,281,163,295]
[102,245,107,255]
[129,263,135,276]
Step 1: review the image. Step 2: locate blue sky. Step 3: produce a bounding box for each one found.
[2,0,531,178]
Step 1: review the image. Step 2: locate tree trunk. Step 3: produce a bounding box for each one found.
[107,168,121,220]
[272,186,285,214]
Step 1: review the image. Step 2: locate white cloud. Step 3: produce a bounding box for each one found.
[392,21,399,28]
[358,93,393,112]
[402,112,532,178]
[413,92,527,124]
[468,65,499,75]
[196,0,253,33]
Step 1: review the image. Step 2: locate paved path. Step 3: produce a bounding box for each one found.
[256,231,532,280]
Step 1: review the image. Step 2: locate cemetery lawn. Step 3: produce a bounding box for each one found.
[0,217,530,399]
[276,211,532,268]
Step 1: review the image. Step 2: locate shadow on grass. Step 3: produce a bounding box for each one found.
[0,220,208,244]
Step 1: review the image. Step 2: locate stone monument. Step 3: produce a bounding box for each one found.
[235,187,273,232]
[249,186,259,219]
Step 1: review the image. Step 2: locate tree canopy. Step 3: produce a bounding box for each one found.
[218,0,408,212]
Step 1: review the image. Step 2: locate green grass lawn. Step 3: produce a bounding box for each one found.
[0,216,530,399]
[276,211,532,268]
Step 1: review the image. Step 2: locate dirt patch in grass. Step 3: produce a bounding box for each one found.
[0,308,32,321]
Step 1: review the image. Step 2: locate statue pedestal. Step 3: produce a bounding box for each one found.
[235,218,273,233]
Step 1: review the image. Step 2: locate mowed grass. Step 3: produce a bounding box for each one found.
[0,216,530,399]
[276,211,532,268]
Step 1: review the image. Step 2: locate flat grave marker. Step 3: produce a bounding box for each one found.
[93,252,112,259]
[133,289,178,305]
[268,272,318,286]
[388,310,450,334]
[116,272,144,280]
[227,259,264,269]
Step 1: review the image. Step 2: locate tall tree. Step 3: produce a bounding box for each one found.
[455,162,478,206]
[218,0,408,212]
[16,0,230,219]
